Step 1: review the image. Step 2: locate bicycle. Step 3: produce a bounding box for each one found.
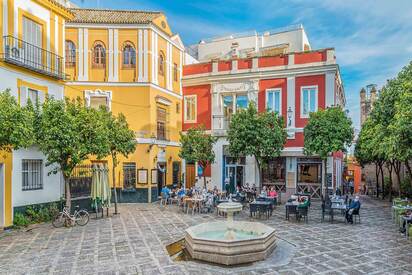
[52,205,89,228]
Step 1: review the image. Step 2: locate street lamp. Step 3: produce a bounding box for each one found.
[287,107,293,127]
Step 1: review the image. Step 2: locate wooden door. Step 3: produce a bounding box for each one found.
[185,164,195,189]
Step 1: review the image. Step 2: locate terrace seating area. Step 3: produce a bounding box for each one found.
[392,198,412,239]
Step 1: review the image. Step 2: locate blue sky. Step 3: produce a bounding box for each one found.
[72,0,412,130]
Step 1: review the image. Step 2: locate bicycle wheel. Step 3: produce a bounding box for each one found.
[75,210,89,226]
[52,212,65,228]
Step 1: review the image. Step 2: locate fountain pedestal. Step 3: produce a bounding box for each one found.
[184,201,277,265]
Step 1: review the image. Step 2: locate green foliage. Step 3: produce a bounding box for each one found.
[0,90,34,153]
[355,61,412,191]
[400,177,412,197]
[13,203,59,228]
[227,103,287,183]
[37,97,113,209]
[37,97,106,178]
[179,125,217,170]
[13,213,30,227]
[304,106,353,159]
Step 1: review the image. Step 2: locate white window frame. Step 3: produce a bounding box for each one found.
[265,88,282,114]
[22,159,43,191]
[85,89,112,110]
[221,93,248,115]
[184,95,197,123]
[300,85,318,118]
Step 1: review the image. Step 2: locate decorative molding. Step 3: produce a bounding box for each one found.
[156,95,172,106]
[84,89,112,110]
[212,80,258,94]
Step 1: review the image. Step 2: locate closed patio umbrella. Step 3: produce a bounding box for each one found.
[100,163,111,208]
[91,163,102,212]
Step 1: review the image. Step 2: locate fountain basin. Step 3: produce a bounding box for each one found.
[185,221,277,265]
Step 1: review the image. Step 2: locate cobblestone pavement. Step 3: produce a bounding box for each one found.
[0,196,411,275]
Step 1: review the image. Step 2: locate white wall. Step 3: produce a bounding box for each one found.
[0,67,64,99]
[12,147,63,207]
[196,26,310,62]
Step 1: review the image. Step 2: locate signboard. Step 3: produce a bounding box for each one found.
[138,169,148,184]
[151,169,157,184]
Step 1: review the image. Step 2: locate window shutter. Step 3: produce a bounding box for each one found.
[38,91,46,105]
[20,86,28,106]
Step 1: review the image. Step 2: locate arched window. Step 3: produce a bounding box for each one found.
[92,41,106,67]
[65,40,76,67]
[122,42,136,67]
[158,52,165,76]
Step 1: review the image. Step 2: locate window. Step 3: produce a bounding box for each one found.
[159,52,165,76]
[90,96,108,110]
[92,41,106,67]
[298,163,321,184]
[123,162,136,189]
[22,17,42,67]
[65,40,76,67]
[223,94,248,120]
[301,86,318,118]
[173,63,178,81]
[27,88,39,104]
[157,107,167,140]
[22,159,43,190]
[176,102,180,114]
[122,42,136,67]
[262,158,286,184]
[266,89,281,114]
[184,95,196,122]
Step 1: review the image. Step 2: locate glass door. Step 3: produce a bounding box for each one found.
[225,165,236,194]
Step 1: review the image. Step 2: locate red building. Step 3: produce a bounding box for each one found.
[182,25,345,198]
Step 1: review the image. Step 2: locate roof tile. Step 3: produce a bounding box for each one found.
[68,8,162,24]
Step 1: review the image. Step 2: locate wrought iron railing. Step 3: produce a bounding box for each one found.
[1,35,65,79]
[212,114,231,130]
[69,164,93,198]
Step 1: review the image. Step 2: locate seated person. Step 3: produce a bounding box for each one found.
[345,196,361,224]
[260,186,267,197]
[235,186,242,196]
[161,185,170,198]
[298,196,309,207]
[335,188,342,197]
[251,184,257,194]
[400,210,412,234]
[268,187,277,198]
[177,188,186,198]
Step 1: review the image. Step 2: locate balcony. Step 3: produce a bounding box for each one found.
[212,114,230,136]
[1,35,65,79]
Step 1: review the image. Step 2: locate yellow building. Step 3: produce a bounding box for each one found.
[64,8,184,203]
[0,0,73,228]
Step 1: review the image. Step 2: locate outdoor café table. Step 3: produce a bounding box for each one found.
[285,201,299,220]
[330,203,347,223]
[403,216,412,238]
[250,201,272,219]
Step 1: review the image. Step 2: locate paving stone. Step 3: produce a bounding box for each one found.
[0,196,411,274]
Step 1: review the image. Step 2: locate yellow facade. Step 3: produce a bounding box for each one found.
[0,4,183,227]
[65,8,184,202]
[0,0,73,227]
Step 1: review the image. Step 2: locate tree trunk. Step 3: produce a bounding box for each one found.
[375,162,380,198]
[202,164,207,189]
[379,163,385,200]
[112,154,119,214]
[64,174,71,211]
[386,161,393,202]
[323,158,328,201]
[405,161,412,187]
[393,160,402,197]
[255,157,262,193]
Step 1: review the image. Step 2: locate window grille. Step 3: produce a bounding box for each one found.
[22,159,43,191]
[123,162,136,189]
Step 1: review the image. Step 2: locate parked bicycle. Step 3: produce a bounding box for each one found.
[52,205,89,228]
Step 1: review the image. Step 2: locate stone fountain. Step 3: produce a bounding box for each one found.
[184,196,277,266]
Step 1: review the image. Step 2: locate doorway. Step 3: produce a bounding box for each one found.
[0,164,4,227]
[185,164,195,189]
[225,164,244,193]
[157,163,166,195]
